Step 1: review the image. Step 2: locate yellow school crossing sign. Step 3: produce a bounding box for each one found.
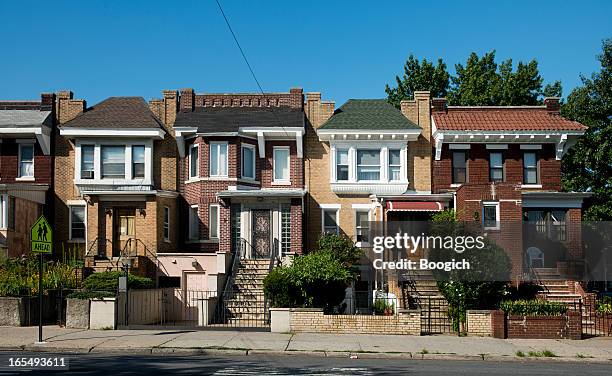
[31,215,52,254]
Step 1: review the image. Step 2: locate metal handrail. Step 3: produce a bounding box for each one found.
[85,237,113,258]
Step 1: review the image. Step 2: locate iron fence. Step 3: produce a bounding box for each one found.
[564,296,612,337]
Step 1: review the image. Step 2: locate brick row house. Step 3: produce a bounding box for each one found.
[0,94,55,257]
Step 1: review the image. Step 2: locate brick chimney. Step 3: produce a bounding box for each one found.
[56,91,85,124]
[179,88,194,112]
[432,97,447,113]
[289,87,304,109]
[400,91,431,192]
[544,97,560,114]
[40,93,55,112]
[304,92,335,130]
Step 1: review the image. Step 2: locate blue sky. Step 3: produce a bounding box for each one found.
[1,0,610,106]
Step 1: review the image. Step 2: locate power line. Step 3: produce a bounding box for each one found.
[215,0,292,137]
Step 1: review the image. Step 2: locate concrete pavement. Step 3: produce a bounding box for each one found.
[1,326,612,362]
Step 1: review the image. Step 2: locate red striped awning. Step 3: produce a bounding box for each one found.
[386,201,444,212]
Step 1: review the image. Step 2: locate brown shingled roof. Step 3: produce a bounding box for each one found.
[62,97,164,130]
[432,107,587,132]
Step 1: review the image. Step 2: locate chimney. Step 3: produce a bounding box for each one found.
[162,90,178,127]
[305,92,334,130]
[544,97,560,114]
[290,88,304,109]
[179,88,194,112]
[432,98,447,113]
[56,90,85,124]
[400,91,432,193]
[40,93,55,111]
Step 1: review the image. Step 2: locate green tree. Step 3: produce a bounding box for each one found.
[449,51,501,105]
[561,39,612,220]
[385,55,450,108]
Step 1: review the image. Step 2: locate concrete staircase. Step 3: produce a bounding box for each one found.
[222,259,270,327]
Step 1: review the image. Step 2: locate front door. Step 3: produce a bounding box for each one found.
[251,209,271,259]
[113,208,136,257]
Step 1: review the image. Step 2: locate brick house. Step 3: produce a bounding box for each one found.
[430,97,590,280]
[54,92,179,277]
[171,88,305,262]
[0,93,55,257]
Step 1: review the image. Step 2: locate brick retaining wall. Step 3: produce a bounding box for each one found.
[506,311,582,340]
[289,308,421,335]
[466,310,493,336]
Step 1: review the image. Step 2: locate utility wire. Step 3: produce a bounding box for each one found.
[215,0,291,137]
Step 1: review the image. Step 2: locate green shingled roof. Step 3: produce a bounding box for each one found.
[319,99,420,130]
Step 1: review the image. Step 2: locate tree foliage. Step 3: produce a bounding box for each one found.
[561,39,612,220]
[386,50,559,107]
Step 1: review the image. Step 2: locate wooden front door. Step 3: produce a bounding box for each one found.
[251,209,271,259]
[113,208,136,257]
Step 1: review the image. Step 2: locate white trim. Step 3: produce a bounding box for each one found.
[0,194,7,230]
[209,204,220,239]
[448,144,471,150]
[354,207,371,247]
[273,146,291,183]
[521,184,543,189]
[352,203,374,210]
[209,141,229,178]
[257,132,266,158]
[189,143,199,179]
[68,204,87,242]
[482,201,500,230]
[450,183,462,188]
[486,144,508,150]
[163,206,170,242]
[17,143,35,179]
[520,144,542,150]
[317,128,421,142]
[241,144,256,180]
[60,127,165,139]
[320,206,340,235]
[319,204,341,209]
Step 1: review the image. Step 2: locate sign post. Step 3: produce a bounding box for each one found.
[31,215,52,344]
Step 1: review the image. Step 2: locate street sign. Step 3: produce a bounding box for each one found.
[31,215,52,254]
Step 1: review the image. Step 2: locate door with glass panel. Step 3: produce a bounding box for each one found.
[113,208,136,257]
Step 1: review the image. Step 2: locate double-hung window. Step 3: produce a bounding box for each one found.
[241,144,255,179]
[210,142,228,177]
[483,202,500,230]
[18,144,34,178]
[189,144,199,178]
[101,146,125,179]
[357,150,380,181]
[188,206,199,240]
[523,152,538,184]
[322,209,339,234]
[132,145,145,179]
[209,204,219,239]
[489,152,504,182]
[388,149,401,181]
[355,210,370,244]
[336,149,349,181]
[69,206,86,240]
[163,206,170,242]
[81,145,95,179]
[273,147,290,183]
[452,151,467,184]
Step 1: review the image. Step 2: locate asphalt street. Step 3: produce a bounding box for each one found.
[0,351,612,376]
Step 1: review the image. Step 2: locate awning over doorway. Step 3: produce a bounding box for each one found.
[385,201,444,212]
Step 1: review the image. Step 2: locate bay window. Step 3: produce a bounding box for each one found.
[189,144,199,178]
[241,144,255,179]
[210,142,228,177]
[357,149,380,181]
[18,144,34,178]
[101,146,125,179]
[273,147,290,183]
[388,149,401,181]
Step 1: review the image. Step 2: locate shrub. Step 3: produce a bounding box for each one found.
[0,255,80,296]
[315,234,363,267]
[82,271,154,292]
[263,268,298,308]
[67,291,115,300]
[596,296,612,314]
[499,299,568,316]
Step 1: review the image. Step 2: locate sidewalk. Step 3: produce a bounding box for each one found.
[1,326,612,363]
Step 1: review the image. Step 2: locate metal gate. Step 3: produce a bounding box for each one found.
[569,296,612,337]
[418,296,455,335]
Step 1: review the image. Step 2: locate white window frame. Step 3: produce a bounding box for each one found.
[17,142,35,180]
[209,141,228,178]
[482,201,500,230]
[354,208,371,246]
[163,206,170,242]
[80,144,95,179]
[330,142,408,184]
[209,204,220,239]
[336,148,350,182]
[68,205,86,242]
[189,143,199,179]
[131,145,146,179]
[0,194,8,229]
[356,148,381,182]
[388,149,402,182]
[320,204,340,235]
[241,144,256,180]
[273,146,291,184]
[188,205,199,240]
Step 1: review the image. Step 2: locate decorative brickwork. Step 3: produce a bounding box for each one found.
[289,308,421,335]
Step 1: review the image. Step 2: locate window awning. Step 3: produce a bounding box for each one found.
[386,201,444,212]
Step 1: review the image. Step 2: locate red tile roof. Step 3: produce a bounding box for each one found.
[432,107,587,132]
